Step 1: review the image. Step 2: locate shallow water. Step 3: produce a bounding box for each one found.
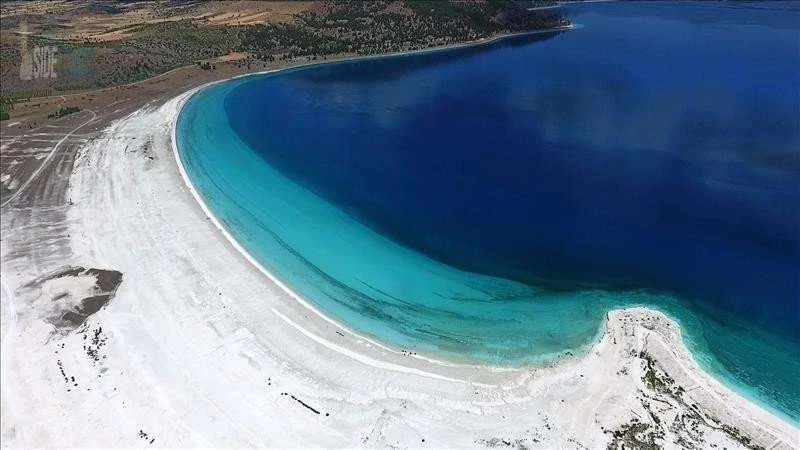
[177,1,800,421]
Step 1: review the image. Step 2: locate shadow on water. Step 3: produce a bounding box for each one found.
[286,30,567,84]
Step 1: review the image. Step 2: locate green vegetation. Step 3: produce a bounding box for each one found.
[1,94,15,111]
[0,93,22,120]
[530,0,559,6]
[640,351,676,394]
[249,0,567,58]
[48,106,81,119]
[605,419,662,450]
[635,351,766,450]
[1,1,568,94]
[720,424,766,450]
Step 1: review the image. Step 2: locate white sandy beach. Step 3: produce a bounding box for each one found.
[1,90,798,448]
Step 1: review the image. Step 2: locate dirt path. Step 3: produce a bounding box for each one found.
[1,109,96,209]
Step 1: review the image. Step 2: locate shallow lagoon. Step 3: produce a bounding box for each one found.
[177,1,800,421]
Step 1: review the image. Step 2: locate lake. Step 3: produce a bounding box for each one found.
[177,1,800,422]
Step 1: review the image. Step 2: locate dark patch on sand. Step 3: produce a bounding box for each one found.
[25,265,123,331]
[58,293,114,327]
[55,268,122,329]
[85,268,122,293]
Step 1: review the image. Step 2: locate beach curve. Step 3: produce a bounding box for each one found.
[168,62,797,442]
[0,24,797,447]
[0,79,796,448]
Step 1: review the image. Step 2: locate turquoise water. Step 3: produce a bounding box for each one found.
[177,2,800,422]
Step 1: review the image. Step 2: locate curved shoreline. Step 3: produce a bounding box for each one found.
[1,20,798,449]
[170,23,587,374]
[171,46,798,429]
[0,79,795,448]
[171,86,498,376]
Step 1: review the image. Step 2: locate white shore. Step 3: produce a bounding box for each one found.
[1,90,798,448]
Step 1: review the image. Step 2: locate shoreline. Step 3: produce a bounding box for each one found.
[1,84,796,448]
[168,23,622,378]
[0,24,574,108]
[2,21,798,449]
[171,87,490,375]
[0,24,573,207]
[223,24,576,85]
[168,24,581,373]
[170,39,798,429]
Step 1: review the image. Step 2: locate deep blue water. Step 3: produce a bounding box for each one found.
[177,1,800,421]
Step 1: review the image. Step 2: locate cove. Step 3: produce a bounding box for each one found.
[176,1,800,422]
